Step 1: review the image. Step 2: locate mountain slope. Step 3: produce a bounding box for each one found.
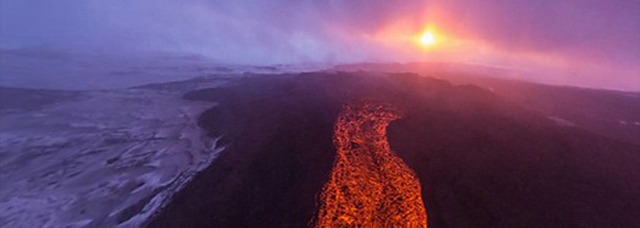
[149,72,640,227]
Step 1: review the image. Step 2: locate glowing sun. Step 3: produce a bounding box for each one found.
[419,30,437,46]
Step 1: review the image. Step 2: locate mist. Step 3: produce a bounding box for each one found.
[1,0,638,90]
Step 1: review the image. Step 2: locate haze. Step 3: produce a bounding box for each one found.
[1,0,638,90]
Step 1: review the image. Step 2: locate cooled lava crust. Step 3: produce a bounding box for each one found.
[148,72,640,228]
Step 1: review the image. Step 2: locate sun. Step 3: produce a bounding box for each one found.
[419,30,437,46]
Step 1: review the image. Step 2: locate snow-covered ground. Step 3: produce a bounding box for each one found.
[0,75,234,227]
[0,48,329,91]
[0,48,330,227]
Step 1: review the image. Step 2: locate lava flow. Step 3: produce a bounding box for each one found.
[315,102,428,227]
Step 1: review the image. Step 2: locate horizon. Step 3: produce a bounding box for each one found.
[2,2,640,227]
[1,1,639,90]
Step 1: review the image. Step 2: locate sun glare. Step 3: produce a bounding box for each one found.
[419,30,437,46]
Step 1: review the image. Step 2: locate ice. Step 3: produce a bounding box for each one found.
[0,78,229,227]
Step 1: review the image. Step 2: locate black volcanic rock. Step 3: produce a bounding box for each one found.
[148,72,640,228]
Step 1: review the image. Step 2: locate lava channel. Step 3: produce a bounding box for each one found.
[315,102,428,227]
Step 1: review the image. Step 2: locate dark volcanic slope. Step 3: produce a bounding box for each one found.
[336,62,640,144]
[437,74,640,145]
[148,72,640,228]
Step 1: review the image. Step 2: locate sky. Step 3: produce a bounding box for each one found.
[1,0,639,90]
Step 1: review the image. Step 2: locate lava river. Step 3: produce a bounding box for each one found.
[315,102,428,227]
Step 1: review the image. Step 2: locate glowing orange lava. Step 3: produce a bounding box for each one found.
[315,102,428,227]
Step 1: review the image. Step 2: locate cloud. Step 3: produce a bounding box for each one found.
[1,0,638,89]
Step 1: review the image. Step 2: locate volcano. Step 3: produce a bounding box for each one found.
[148,72,640,227]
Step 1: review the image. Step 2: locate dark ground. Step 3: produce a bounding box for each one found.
[336,62,640,144]
[148,72,640,227]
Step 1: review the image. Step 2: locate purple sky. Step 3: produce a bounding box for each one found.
[1,0,638,90]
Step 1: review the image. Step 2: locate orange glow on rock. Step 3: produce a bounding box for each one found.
[315,102,428,227]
